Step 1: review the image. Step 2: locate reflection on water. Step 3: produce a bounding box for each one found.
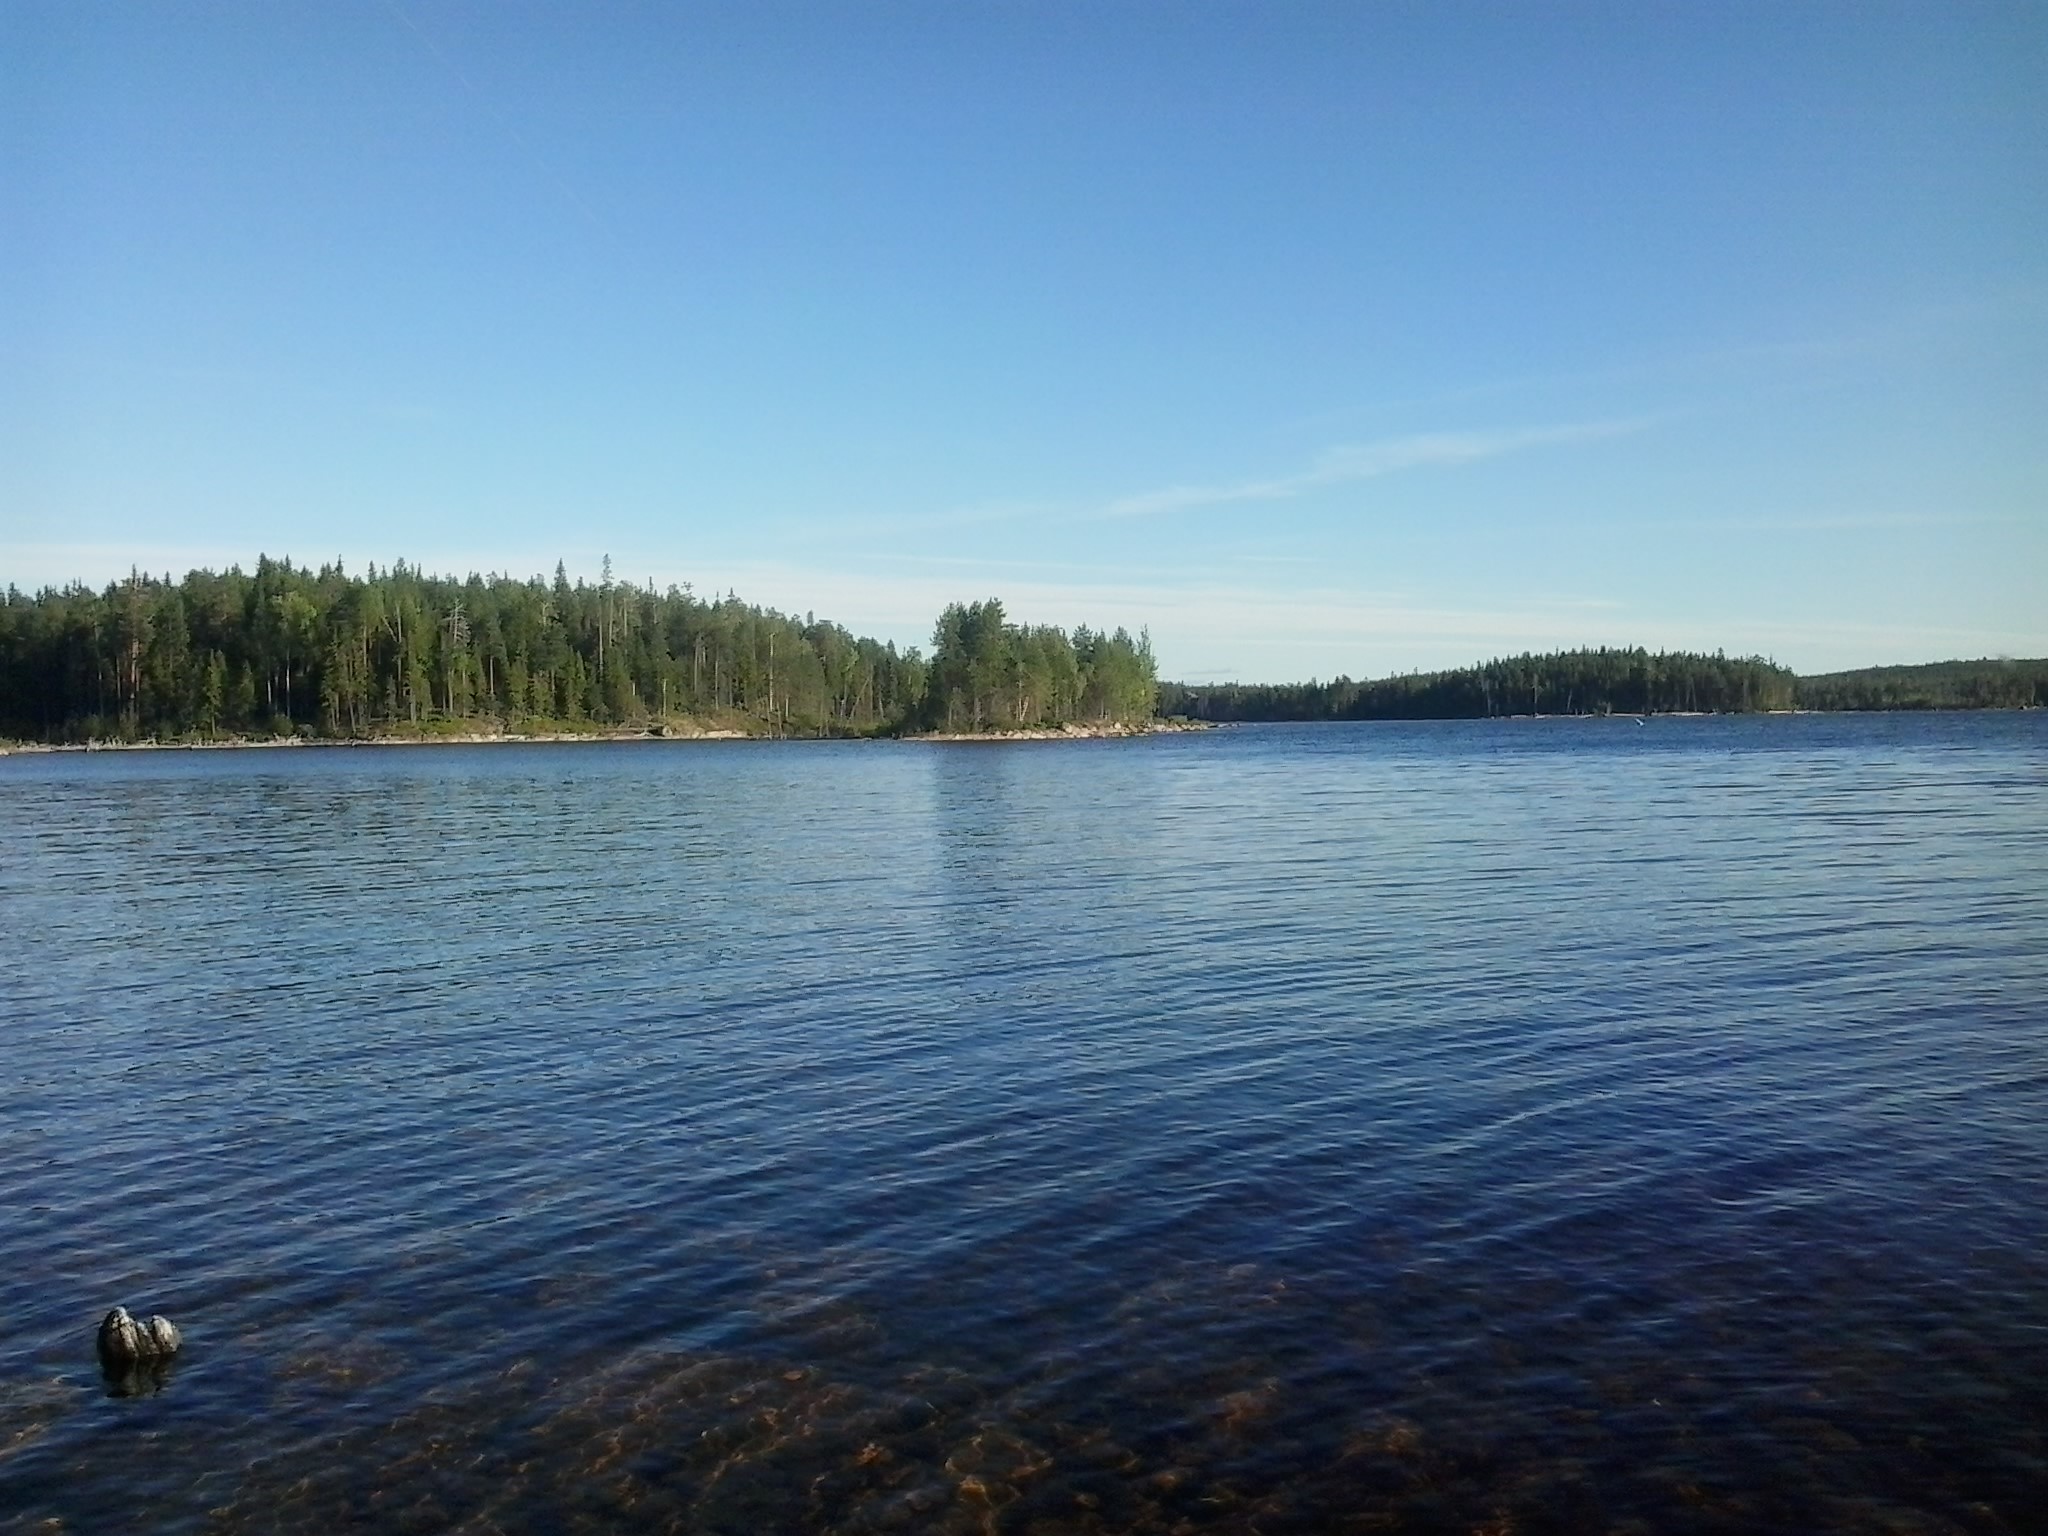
[98,1356,178,1401]
[1,716,2045,1532]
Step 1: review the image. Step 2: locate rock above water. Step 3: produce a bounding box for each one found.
[97,1306,182,1365]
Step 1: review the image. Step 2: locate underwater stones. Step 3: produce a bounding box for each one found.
[97,1305,182,1366]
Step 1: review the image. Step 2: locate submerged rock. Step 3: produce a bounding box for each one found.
[97,1305,182,1366]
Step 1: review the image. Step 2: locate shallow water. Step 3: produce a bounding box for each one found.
[1,715,2043,1533]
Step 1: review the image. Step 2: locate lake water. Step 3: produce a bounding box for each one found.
[1,715,2043,1534]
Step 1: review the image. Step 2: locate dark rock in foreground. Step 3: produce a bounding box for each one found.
[98,1305,182,1365]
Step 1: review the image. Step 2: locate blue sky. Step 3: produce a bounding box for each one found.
[5,1,2043,679]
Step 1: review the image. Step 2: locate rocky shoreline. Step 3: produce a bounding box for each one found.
[0,720,1211,754]
[908,719,1216,743]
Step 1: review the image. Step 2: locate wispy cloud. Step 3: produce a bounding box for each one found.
[2,542,275,591]
[1285,287,2048,440]
[648,557,2047,680]
[0,542,593,593]
[775,419,1645,545]
[1098,420,1641,521]
[1622,510,2024,536]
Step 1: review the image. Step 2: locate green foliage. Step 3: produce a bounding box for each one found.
[1793,658,2048,711]
[11,573,2033,744]
[0,558,932,743]
[917,600,1157,731]
[1160,647,1799,721]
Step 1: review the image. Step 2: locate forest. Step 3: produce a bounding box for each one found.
[1792,658,2048,711]
[1160,647,1800,721]
[4,561,2037,744]
[0,560,1159,743]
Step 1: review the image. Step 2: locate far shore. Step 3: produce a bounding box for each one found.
[0,719,1213,755]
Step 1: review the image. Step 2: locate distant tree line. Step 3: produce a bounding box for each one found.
[1793,659,2048,711]
[0,559,1158,742]
[8,560,2031,743]
[1161,647,1799,721]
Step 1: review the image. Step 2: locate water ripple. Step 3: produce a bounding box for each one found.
[1,716,2044,1532]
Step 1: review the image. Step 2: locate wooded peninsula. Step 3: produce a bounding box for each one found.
[0,561,1157,743]
[0,559,2038,744]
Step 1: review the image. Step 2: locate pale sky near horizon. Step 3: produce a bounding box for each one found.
[5,1,2043,681]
